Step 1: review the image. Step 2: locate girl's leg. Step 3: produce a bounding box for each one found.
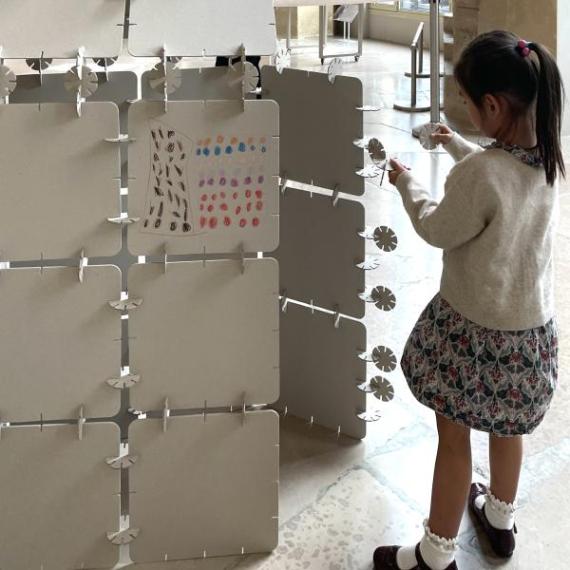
[393,414,471,570]
[489,434,523,504]
[428,414,473,538]
[467,434,521,558]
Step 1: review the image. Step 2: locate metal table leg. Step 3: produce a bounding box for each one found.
[319,2,365,64]
[356,3,365,62]
[287,7,292,52]
[319,5,326,64]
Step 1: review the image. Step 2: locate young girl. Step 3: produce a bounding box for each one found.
[373,31,563,570]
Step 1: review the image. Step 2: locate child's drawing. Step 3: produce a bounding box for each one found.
[142,121,194,235]
[142,126,270,237]
[192,135,269,231]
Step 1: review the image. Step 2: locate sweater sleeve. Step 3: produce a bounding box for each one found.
[395,160,492,250]
[445,132,483,162]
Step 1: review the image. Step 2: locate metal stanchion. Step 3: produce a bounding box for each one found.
[408,0,444,138]
[405,21,445,79]
[404,22,428,79]
[429,0,442,124]
[393,22,431,112]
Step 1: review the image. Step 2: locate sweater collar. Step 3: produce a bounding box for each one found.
[484,141,543,168]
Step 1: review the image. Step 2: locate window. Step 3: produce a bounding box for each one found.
[373,0,452,14]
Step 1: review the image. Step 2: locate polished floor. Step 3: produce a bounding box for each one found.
[133,40,570,570]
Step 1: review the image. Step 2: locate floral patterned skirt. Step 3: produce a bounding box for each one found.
[401,294,558,436]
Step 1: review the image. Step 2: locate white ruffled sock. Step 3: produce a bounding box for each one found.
[474,490,516,531]
[395,521,457,570]
[396,545,418,570]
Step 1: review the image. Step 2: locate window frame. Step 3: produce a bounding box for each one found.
[370,0,452,15]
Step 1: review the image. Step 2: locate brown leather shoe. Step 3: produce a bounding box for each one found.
[469,483,517,558]
[373,543,458,569]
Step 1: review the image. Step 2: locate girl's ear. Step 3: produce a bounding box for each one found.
[482,93,501,116]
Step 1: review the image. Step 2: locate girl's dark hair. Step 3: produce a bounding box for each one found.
[455,30,565,186]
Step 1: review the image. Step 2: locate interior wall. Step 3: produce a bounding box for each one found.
[275,6,332,39]
[368,10,432,47]
[468,0,568,133]
[478,0,557,54]
[556,0,570,135]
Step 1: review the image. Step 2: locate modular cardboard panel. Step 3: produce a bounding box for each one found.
[0,103,121,261]
[141,67,243,102]
[275,188,366,317]
[129,259,280,411]
[0,423,120,570]
[262,66,364,196]
[11,71,137,133]
[0,0,125,58]
[128,0,277,57]
[277,302,367,439]
[0,266,122,421]
[129,411,279,563]
[128,100,279,255]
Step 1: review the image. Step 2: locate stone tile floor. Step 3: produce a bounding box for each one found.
[129,39,570,569]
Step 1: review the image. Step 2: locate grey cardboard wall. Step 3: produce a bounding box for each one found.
[275,187,366,318]
[129,411,279,563]
[262,66,365,196]
[128,0,277,57]
[276,302,367,439]
[128,259,280,411]
[0,103,121,261]
[0,423,120,570]
[0,0,125,59]
[0,266,122,421]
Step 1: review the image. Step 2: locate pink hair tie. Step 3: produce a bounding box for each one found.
[517,39,531,58]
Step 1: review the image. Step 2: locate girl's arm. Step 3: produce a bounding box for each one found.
[445,132,483,162]
[431,124,482,162]
[392,157,494,250]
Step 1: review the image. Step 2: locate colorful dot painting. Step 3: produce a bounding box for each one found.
[195,165,267,233]
[143,124,271,238]
[196,135,269,159]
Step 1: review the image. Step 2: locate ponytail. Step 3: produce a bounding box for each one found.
[528,42,566,186]
[455,31,566,186]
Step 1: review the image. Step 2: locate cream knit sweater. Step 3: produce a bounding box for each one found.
[395,133,558,331]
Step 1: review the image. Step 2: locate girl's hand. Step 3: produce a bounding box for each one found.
[431,123,455,146]
[388,158,410,185]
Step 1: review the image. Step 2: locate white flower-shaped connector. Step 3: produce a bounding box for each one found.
[26,58,53,71]
[359,285,397,312]
[229,61,260,93]
[367,138,395,173]
[274,47,291,74]
[368,138,387,164]
[418,122,440,150]
[372,346,398,372]
[148,61,182,95]
[0,64,16,98]
[92,57,118,68]
[357,410,382,422]
[357,376,395,402]
[328,57,343,84]
[370,376,395,402]
[356,257,381,271]
[360,226,398,252]
[64,65,99,97]
[373,226,398,252]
